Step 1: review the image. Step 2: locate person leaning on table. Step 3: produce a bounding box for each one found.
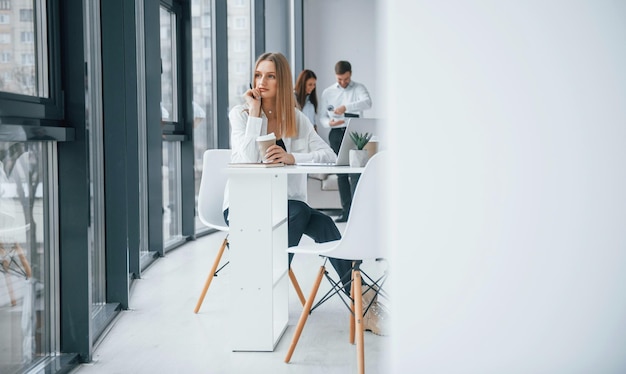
[319,60,372,223]
[222,52,388,336]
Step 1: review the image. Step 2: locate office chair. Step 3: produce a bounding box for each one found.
[284,151,389,374]
[193,149,306,313]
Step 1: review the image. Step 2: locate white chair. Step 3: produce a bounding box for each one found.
[284,151,389,374]
[193,149,306,313]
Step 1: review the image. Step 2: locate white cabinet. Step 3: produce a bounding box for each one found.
[228,172,289,351]
[225,165,363,351]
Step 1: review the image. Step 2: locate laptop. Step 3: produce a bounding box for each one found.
[300,118,379,166]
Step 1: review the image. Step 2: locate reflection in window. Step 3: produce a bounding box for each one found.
[0,140,53,372]
[160,6,177,123]
[160,5,183,246]
[191,0,214,233]
[162,141,181,245]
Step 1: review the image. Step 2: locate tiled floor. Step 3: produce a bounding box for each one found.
[70,220,391,374]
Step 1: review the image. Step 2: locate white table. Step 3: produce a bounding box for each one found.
[225,165,364,352]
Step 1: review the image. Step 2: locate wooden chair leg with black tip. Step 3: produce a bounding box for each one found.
[194,236,229,314]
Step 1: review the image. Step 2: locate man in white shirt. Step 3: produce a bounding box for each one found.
[319,60,372,222]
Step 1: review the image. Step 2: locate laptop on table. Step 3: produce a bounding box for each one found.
[300,118,379,166]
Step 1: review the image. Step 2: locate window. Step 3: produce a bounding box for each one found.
[227,0,251,110]
[191,0,214,233]
[235,61,246,75]
[160,6,177,123]
[234,38,246,52]
[0,51,10,63]
[160,4,183,247]
[0,1,52,100]
[21,53,34,65]
[0,0,11,10]
[0,140,57,374]
[20,31,34,43]
[19,9,32,22]
[233,16,246,29]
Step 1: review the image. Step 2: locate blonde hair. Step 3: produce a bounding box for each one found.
[254,52,297,137]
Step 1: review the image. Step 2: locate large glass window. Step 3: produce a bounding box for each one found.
[0,0,47,97]
[227,0,251,111]
[0,140,56,374]
[191,0,213,233]
[136,0,150,260]
[160,6,177,124]
[160,4,183,247]
[84,0,107,324]
[162,141,181,244]
[0,0,60,372]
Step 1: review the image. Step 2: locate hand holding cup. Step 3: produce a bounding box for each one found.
[257,133,276,163]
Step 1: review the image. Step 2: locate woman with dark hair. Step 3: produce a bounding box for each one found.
[294,69,318,131]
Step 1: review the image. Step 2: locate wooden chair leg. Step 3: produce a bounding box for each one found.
[289,268,306,306]
[354,271,365,374]
[193,237,228,314]
[284,265,326,363]
[350,269,356,344]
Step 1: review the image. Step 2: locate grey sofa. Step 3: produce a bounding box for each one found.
[307,173,341,210]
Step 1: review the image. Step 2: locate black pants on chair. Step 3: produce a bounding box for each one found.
[329,128,359,217]
[224,202,353,294]
[287,200,353,294]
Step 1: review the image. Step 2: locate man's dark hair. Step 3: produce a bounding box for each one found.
[335,60,352,75]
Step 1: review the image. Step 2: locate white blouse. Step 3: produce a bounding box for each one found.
[223,104,337,211]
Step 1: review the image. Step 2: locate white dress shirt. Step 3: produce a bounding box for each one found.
[223,104,337,211]
[300,95,317,128]
[319,80,372,129]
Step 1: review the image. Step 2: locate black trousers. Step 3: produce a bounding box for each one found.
[329,128,359,217]
[223,201,353,294]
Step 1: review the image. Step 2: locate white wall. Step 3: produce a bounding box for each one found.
[303,0,378,143]
[383,1,626,373]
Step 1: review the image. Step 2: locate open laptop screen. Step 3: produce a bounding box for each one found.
[335,118,379,165]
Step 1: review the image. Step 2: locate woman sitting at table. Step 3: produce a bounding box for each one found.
[223,51,342,268]
[221,52,387,335]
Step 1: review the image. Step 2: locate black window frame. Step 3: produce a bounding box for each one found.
[0,0,64,124]
[159,0,187,139]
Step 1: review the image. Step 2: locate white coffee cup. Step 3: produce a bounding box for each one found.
[257,132,276,162]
